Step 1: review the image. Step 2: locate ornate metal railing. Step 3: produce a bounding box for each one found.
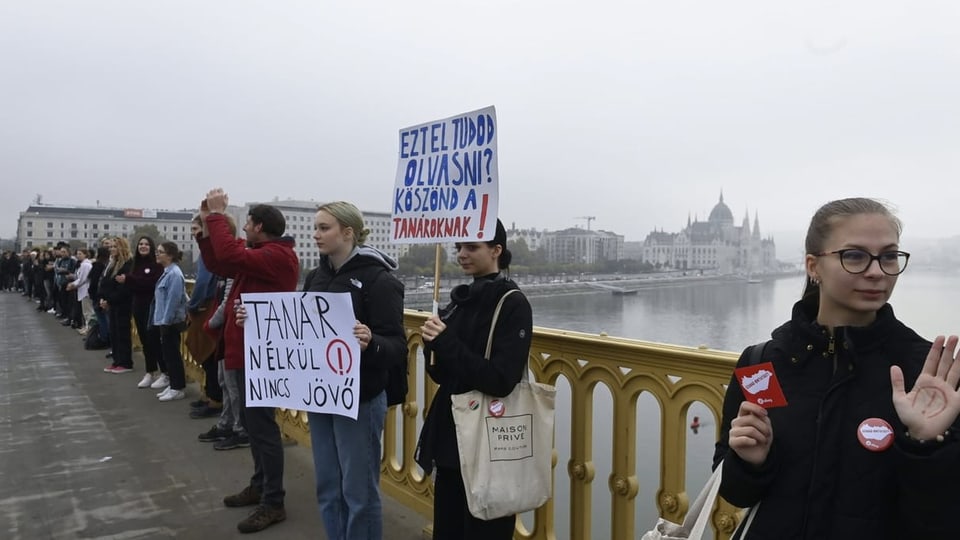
[178,310,745,540]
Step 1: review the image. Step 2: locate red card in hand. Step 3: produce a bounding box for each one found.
[735,362,788,408]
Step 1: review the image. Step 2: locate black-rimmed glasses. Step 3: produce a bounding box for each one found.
[815,249,910,276]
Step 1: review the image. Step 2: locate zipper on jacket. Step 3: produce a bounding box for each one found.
[828,335,836,375]
[804,330,849,538]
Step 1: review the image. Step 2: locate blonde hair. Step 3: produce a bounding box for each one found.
[108,237,132,277]
[318,201,369,245]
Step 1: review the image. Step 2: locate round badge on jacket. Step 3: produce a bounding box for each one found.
[488,400,505,417]
[857,417,894,452]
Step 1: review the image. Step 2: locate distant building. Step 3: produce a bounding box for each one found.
[239,200,408,272]
[15,201,408,274]
[641,192,776,274]
[622,241,644,260]
[543,228,624,264]
[16,204,196,258]
[507,225,547,253]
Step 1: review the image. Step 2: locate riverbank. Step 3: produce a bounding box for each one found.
[403,270,803,310]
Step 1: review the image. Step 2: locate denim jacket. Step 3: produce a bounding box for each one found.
[152,263,187,326]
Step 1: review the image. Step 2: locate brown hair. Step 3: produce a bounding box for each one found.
[801,198,901,307]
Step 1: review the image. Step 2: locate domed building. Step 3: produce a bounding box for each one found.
[641,192,776,275]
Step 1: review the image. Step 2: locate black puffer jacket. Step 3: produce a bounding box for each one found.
[302,246,406,403]
[415,273,533,473]
[714,301,960,540]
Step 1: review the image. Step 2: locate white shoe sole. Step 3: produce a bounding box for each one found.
[159,390,185,402]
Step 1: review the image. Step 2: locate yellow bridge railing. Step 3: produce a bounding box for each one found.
[178,310,746,540]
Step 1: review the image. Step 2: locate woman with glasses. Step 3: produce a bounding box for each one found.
[713,198,960,539]
[152,242,188,402]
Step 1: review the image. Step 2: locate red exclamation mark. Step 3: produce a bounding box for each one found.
[478,194,489,238]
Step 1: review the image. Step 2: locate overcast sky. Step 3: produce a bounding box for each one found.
[2,1,958,260]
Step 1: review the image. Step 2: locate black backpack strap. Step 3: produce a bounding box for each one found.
[746,340,769,366]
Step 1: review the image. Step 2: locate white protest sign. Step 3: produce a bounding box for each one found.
[391,105,499,244]
[241,291,360,419]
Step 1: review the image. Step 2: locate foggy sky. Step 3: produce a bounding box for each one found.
[2,1,958,260]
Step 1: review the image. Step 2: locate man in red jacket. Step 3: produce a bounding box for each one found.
[197,188,300,534]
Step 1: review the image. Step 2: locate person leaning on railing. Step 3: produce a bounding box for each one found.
[714,197,960,540]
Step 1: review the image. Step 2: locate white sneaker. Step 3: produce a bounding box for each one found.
[159,389,185,402]
[137,373,156,389]
[150,374,170,389]
[156,387,173,399]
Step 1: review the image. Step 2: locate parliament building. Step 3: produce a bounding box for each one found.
[641,193,776,275]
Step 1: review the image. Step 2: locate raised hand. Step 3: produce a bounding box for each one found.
[728,401,774,466]
[205,188,228,214]
[891,335,960,441]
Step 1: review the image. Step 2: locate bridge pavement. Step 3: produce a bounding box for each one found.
[0,292,427,539]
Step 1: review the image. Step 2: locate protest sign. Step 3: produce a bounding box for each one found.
[391,105,499,243]
[241,291,361,419]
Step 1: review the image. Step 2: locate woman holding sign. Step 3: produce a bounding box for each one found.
[416,219,533,540]
[302,201,406,540]
[713,198,960,539]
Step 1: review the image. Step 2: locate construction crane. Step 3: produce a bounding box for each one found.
[575,216,596,231]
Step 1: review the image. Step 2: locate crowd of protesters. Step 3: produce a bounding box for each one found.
[6,233,229,410]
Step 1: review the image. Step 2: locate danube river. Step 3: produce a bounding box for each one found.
[521,269,958,539]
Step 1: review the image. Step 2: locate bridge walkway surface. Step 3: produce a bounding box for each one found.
[0,291,426,539]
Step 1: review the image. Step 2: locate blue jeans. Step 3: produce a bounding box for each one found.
[308,391,387,540]
[94,306,110,342]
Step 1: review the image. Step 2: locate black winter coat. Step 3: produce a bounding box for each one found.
[415,274,533,473]
[302,250,406,403]
[98,260,133,312]
[714,301,960,540]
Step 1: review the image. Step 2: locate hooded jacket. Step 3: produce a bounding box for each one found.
[415,274,533,473]
[301,246,407,403]
[714,300,960,540]
[197,213,300,370]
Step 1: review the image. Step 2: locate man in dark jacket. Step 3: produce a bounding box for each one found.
[197,189,299,534]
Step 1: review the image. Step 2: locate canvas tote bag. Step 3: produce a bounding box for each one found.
[641,462,758,540]
[451,289,557,520]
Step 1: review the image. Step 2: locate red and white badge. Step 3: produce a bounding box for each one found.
[734,362,788,409]
[488,399,505,417]
[857,418,894,452]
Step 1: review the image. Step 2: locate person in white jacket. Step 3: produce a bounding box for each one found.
[66,249,93,335]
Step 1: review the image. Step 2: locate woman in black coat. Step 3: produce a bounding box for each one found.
[416,219,533,540]
[714,198,960,540]
[98,237,134,373]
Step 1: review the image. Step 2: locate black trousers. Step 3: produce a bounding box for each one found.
[158,325,186,390]
[237,369,285,507]
[132,301,164,373]
[109,304,133,368]
[432,466,516,540]
[201,356,222,402]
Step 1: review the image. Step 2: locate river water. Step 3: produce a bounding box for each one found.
[520,269,959,539]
